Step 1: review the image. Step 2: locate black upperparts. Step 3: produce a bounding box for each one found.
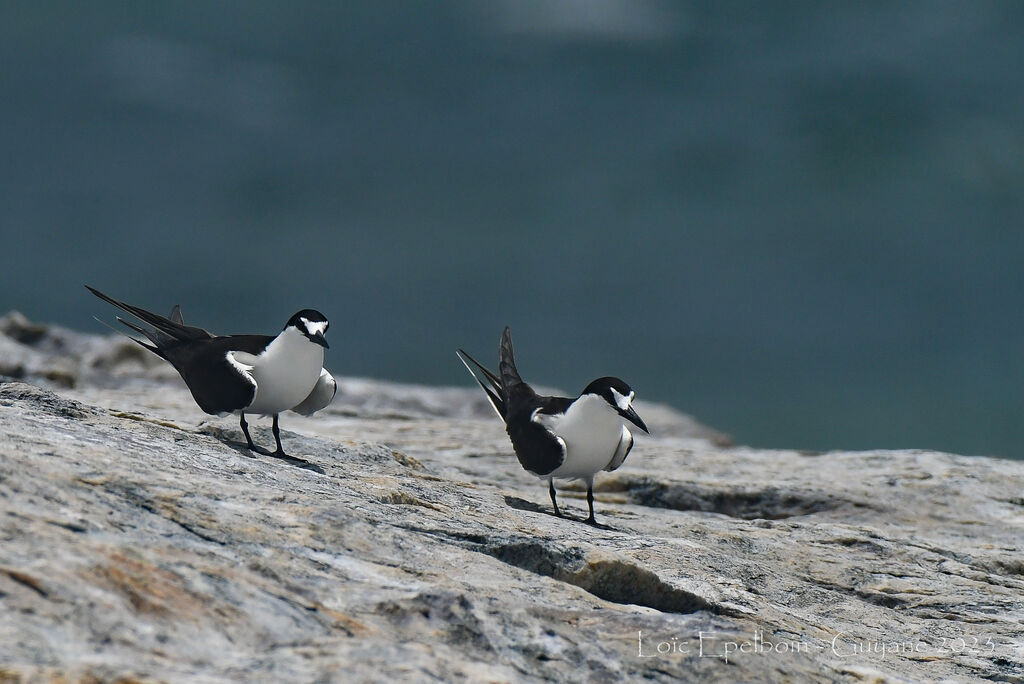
[581,376,633,401]
[286,309,328,329]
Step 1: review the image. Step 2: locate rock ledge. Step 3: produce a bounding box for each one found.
[1,318,1023,682]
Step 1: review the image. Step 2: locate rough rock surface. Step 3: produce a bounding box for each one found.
[1,314,1023,682]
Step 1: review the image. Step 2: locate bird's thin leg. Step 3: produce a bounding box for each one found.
[239,413,258,451]
[549,479,562,518]
[584,481,598,526]
[271,414,286,456]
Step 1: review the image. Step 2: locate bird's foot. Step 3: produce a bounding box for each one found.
[265,449,324,473]
[583,516,613,531]
[266,448,316,467]
[268,449,307,464]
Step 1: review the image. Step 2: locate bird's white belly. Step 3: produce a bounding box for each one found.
[544,395,624,481]
[243,333,324,415]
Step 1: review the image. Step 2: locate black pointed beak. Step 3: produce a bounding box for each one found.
[618,405,649,434]
[311,331,329,349]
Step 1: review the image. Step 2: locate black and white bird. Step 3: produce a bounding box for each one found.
[458,326,648,527]
[87,286,336,458]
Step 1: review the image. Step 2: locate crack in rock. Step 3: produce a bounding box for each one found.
[397,525,724,616]
[481,540,720,615]
[804,575,910,609]
[603,476,840,519]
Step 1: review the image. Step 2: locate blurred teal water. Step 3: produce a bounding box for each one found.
[2,2,1024,457]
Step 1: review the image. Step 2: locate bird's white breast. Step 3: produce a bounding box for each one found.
[230,327,324,415]
[534,394,628,481]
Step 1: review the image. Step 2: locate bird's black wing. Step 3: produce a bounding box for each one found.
[504,386,571,477]
[535,395,574,417]
[498,326,524,391]
[213,334,274,355]
[87,286,213,358]
[167,334,273,415]
[165,304,217,337]
[459,326,569,476]
[87,286,278,415]
[605,427,634,472]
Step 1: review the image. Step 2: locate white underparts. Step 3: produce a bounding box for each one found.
[228,326,325,415]
[532,394,632,481]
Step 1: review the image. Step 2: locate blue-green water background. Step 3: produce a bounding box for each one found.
[3,2,1024,457]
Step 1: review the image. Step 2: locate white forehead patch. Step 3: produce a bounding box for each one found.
[301,318,328,335]
[610,388,633,411]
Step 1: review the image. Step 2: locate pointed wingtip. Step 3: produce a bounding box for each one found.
[85,285,117,306]
[92,315,158,353]
[500,327,513,355]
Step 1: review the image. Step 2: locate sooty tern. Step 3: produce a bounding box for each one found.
[87,286,336,458]
[458,326,648,527]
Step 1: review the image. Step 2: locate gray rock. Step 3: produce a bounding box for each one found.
[1,316,1022,682]
[0,311,177,388]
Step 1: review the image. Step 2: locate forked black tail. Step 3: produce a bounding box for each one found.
[456,348,506,417]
